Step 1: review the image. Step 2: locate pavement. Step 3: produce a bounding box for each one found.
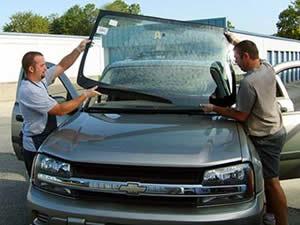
[0,100,29,225]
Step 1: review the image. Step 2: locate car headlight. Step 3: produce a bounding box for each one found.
[199,163,254,205]
[203,164,251,185]
[32,154,73,196]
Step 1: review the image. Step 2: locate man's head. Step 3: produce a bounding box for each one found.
[233,40,260,72]
[22,51,47,81]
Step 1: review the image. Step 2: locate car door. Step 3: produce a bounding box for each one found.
[274,60,300,179]
[11,62,78,160]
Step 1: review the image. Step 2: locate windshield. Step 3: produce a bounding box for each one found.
[80,11,232,109]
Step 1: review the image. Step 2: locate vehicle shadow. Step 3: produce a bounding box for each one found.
[0,152,27,177]
[0,152,29,225]
[288,207,300,225]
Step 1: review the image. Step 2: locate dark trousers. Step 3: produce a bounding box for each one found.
[249,128,286,179]
[23,149,36,176]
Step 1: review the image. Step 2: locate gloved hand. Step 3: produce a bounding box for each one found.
[76,39,92,53]
[224,32,240,46]
[83,86,100,98]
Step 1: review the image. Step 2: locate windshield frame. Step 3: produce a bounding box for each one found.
[78,10,229,89]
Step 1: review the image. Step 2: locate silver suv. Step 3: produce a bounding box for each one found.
[11,10,300,225]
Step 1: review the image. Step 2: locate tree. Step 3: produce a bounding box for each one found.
[276,0,300,40]
[3,11,49,33]
[3,1,141,35]
[103,0,141,14]
[227,20,235,29]
[49,4,99,35]
[50,1,141,35]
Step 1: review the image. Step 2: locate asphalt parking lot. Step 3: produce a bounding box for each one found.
[0,100,300,225]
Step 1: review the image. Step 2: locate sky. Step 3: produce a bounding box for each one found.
[0,0,293,35]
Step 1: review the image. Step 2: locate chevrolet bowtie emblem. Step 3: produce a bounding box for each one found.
[119,183,146,195]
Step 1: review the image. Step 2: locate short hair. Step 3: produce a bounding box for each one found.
[234,40,259,60]
[21,51,43,73]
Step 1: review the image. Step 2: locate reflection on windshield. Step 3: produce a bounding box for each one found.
[101,61,215,96]
[83,12,231,108]
[97,82,173,104]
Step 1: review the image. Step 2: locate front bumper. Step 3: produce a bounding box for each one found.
[28,184,264,225]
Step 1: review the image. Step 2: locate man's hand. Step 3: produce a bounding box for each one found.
[50,85,100,116]
[55,39,92,79]
[83,86,100,98]
[76,39,92,53]
[200,103,249,122]
[200,104,214,113]
[224,32,240,46]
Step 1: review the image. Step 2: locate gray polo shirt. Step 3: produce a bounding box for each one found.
[236,60,282,136]
[19,66,58,151]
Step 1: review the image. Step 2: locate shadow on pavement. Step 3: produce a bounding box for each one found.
[288,207,300,225]
[0,152,29,225]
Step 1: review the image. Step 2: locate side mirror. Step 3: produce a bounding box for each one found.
[210,61,230,98]
[209,61,236,107]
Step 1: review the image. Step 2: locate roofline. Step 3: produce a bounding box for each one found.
[188,17,227,23]
[0,31,87,39]
[1,21,300,43]
[230,28,300,43]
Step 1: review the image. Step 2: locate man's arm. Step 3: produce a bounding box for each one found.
[53,39,91,80]
[224,32,240,46]
[202,104,249,122]
[49,95,86,116]
[48,86,98,116]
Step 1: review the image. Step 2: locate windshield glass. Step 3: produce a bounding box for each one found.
[81,11,232,108]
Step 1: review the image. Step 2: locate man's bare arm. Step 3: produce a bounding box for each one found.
[213,105,249,122]
[48,86,99,116]
[53,39,91,79]
[224,32,240,46]
[202,104,249,122]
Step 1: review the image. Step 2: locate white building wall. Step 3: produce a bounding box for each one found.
[1,31,300,84]
[0,32,103,83]
[231,30,300,62]
[231,30,300,83]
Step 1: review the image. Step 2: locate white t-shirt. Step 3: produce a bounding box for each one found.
[19,66,58,151]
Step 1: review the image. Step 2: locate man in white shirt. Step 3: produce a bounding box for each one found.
[20,39,98,176]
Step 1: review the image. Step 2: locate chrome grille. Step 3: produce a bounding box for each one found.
[72,163,203,184]
[34,212,49,224]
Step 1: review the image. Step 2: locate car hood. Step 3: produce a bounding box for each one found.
[41,112,242,167]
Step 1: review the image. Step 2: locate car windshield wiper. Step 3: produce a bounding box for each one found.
[96,83,173,104]
[84,104,209,114]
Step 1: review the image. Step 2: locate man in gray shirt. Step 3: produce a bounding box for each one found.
[203,37,287,225]
[20,39,98,176]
